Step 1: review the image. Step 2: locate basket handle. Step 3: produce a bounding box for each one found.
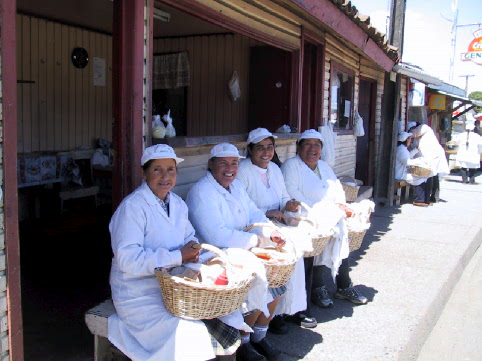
[191,243,234,268]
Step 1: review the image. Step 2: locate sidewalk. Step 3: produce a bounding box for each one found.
[268,172,482,361]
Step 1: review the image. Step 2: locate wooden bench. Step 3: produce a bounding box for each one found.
[394,180,410,206]
[85,300,129,361]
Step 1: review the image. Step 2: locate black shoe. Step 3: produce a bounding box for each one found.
[430,196,436,203]
[286,312,317,328]
[268,315,288,335]
[236,342,266,361]
[252,338,282,361]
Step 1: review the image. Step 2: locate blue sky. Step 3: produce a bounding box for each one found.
[354,0,482,95]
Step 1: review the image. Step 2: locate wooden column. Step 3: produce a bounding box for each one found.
[112,0,145,209]
[0,0,24,360]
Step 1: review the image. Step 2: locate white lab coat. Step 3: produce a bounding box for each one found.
[395,145,426,186]
[455,131,482,168]
[186,172,273,249]
[411,124,449,177]
[108,182,218,361]
[280,155,346,207]
[237,159,291,213]
[281,155,349,277]
[236,158,306,316]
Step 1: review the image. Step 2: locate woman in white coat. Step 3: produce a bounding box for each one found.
[455,122,482,184]
[186,142,286,361]
[108,144,240,361]
[395,132,429,206]
[410,124,449,202]
[237,128,314,332]
[281,129,367,319]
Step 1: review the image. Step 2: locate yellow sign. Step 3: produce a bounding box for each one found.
[429,94,446,110]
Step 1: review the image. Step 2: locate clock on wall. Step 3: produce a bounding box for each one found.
[71,47,89,69]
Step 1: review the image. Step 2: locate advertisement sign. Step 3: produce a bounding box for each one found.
[461,29,482,65]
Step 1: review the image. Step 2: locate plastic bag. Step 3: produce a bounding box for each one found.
[163,110,176,138]
[228,71,241,101]
[319,124,337,167]
[152,114,167,139]
[91,148,110,167]
[353,109,365,137]
[276,124,291,133]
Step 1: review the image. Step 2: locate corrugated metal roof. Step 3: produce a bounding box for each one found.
[328,0,400,62]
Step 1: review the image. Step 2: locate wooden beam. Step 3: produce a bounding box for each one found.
[452,105,475,121]
[112,0,145,209]
[0,0,24,360]
[286,0,395,71]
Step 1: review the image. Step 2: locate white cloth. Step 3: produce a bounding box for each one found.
[237,159,291,213]
[236,158,306,315]
[395,144,426,186]
[411,125,449,177]
[108,182,216,361]
[281,156,348,278]
[319,124,337,167]
[455,131,482,169]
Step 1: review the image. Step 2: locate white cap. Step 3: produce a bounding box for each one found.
[398,132,413,142]
[466,123,475,131]
[300,129,323,143]
[141,144,184,166]
[406,121,418,131]
[247,128,278,145]
[209,143,245,160]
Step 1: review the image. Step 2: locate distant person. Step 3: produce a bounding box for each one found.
[454,123,482,184]
[410,124,449,203]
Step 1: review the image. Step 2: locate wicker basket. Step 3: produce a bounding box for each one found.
[154,243,254,320]
[348,230,367,252]
[338,176,359,202]
[244,223,299,288]
[410,165,431,178]
[445,141,459,154]
[303,234,333,258]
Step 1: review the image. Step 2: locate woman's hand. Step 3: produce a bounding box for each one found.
[266,209,284,221]
[181,241,201,263]
[270,230,286,247]
[339,204,354,218]
[284,199,300,212]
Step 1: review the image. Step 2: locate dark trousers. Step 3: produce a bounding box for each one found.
[414,182,427,203]
[461,168,476,183]
[426,175,439,201]
[303,256,351,313]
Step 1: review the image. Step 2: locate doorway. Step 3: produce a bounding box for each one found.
[356,78,376,186]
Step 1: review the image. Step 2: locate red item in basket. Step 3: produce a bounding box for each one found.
[214,269,229,285]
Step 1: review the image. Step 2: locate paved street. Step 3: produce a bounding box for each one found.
[268,172,482,361]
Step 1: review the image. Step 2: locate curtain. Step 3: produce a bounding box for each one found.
[153,52,190,89]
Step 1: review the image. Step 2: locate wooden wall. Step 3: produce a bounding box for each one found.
[16,14,112,153]
[154,34,262,137]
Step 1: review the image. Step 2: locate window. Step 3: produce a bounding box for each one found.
[330,63,354,130]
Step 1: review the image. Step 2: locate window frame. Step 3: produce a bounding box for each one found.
[329,61,355,134]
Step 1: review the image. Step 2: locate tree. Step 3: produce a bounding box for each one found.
[468,91,482,113]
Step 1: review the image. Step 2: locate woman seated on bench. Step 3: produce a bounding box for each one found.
[108,144,241,361]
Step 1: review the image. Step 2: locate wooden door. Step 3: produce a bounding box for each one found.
[356,79,376,185]
[248,46,291,132]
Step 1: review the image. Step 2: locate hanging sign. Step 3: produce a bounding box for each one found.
[429,94,446,110]
[461,29,482,65]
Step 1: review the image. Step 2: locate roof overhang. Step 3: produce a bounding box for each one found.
[393,64,442,85]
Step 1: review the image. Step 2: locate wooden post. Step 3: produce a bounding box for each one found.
[112,0,145,209]
[1,0,24,360]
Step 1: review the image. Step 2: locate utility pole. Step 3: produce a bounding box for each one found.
[389,0,407,58]
[459,74,474,96]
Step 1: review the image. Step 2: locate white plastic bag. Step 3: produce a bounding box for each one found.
[276,124,291,133]
[163,110,176,138]
[319,124,337,167]
[228,71,241,101]
[152,114,167,139]
[353,109,365,137]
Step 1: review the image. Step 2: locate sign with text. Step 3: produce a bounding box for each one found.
[461,29,482,65]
